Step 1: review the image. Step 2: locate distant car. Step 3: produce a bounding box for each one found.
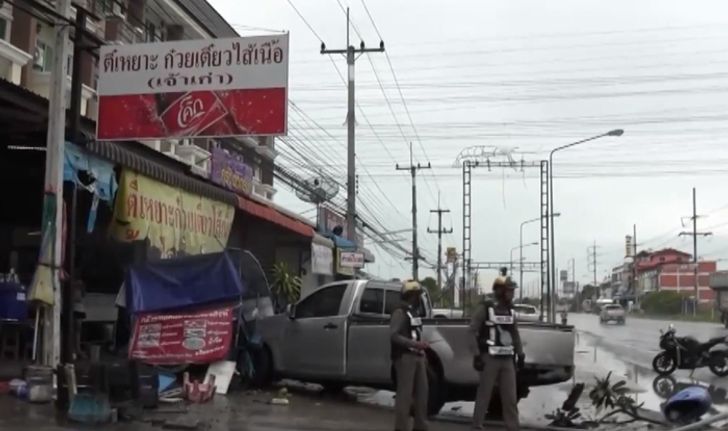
[513,304,540,322]
[600,304,626,324]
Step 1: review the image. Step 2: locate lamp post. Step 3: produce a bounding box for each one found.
[510,242,538,273]
[520,213,560,302]
[549,129,624,322]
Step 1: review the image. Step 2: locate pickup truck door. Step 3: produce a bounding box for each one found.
[283,284,348,378]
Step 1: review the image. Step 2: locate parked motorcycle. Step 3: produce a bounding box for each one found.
[652,324,728,377]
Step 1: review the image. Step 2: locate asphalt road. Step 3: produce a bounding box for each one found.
[569,312,728,414]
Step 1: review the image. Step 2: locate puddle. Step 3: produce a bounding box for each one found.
[576,330,728,426]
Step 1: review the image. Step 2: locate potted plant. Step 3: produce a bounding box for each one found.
[271,262,301,312]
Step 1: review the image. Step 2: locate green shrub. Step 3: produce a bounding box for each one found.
[641,291,686,315]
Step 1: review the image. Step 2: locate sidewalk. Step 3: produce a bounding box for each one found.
[0,390,492,431]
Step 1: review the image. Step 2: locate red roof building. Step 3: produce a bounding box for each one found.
[636,248,716,302]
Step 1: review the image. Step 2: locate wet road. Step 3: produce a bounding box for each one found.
[569,312,728,415]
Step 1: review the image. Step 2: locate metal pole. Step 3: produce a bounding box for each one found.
[345,13,356,243]
[39,0,72,367]
[519,222,524,300]
[549,152,555,322]
[411,145,418,280]
[693,187,698,316]
[593,240,598,288]
[633,223,638,307]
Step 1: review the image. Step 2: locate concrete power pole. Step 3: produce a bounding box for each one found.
[36,0,73,367]
[587,242,599,298]
[428,199,452,290]
[321,8,385,241]
[680,187,712,315]
[397,142,431,280]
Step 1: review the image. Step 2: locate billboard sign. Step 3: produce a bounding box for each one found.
[446,247,457,263]
[210,147,254,195]
[97,34,289,140]
[111,170,234,258]
[560,269,568,281]
[625,235,633,257]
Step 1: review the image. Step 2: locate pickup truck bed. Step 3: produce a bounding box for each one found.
[257,280,575,414]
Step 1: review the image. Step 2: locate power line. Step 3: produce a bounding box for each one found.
[285,0,324,41]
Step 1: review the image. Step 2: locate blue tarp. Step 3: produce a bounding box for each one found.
[126,252,244,314]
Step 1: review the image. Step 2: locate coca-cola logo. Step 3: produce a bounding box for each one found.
[177,95,206,128]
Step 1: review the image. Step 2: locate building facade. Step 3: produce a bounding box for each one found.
[635,248,716,302]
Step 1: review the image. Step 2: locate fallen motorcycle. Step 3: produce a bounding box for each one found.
[652,324,728,377]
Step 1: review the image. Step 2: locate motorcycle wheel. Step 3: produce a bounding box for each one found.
[709,353,728,377]
[653,352,677,375]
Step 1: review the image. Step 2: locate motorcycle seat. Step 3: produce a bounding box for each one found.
[706,336,727,346]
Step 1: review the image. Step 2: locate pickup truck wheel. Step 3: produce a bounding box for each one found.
[250,346,274,388]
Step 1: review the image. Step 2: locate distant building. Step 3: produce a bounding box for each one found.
[635,248,716,303]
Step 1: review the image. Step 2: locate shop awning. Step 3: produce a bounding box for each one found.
[86,140,236,206]
[237,195,313,238]
[329,234,357,250]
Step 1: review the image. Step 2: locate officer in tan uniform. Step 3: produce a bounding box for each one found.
[469,272,524,431]
[390,280,430,431]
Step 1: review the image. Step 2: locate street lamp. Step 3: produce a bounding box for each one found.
[519,213,561,308]
[510,242,538,274]
[549,129,623,322]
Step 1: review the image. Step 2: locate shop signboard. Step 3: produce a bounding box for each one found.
[111,170,234,258]
[319,206,348,238]
[339,251,364,268]
[210,147,254,195]
[311,243,333,275]
[129,305,234,364]
[96,34,289,140]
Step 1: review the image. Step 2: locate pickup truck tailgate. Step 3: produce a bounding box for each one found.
[425,321,575,386]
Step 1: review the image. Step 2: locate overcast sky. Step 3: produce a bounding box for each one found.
[211,0,728,291]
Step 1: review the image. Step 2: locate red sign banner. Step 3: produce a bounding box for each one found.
[129,306,234,364]
[96,35,289,140]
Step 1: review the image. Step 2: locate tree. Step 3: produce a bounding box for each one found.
[581,284,596,300]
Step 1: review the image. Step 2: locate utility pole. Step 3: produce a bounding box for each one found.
[679,188,712,315]
[397,142,431,280]
[34,0,73,367]
[588,242,599,298]
[321,8,385,242]
[428,197,452,290]
[632,224,639,308]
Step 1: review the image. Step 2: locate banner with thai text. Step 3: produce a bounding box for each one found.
[129,305,234,364]
[97,34,289,140]
[210,147,254,195]
[111,170,234,258]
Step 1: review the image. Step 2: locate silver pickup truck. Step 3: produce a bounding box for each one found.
[256,280,575,414]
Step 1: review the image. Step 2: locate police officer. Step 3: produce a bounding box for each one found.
[390,280,430,431]
[469,272,524,431]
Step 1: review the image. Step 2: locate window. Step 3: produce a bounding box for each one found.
[295,284,346,319]
[0,18,7,42]
[33,41,53,72]
[359,288,384,314]
[384,290,402,315]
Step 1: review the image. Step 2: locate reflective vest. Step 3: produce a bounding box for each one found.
[478,304,516,356]
[391,307,423,359]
